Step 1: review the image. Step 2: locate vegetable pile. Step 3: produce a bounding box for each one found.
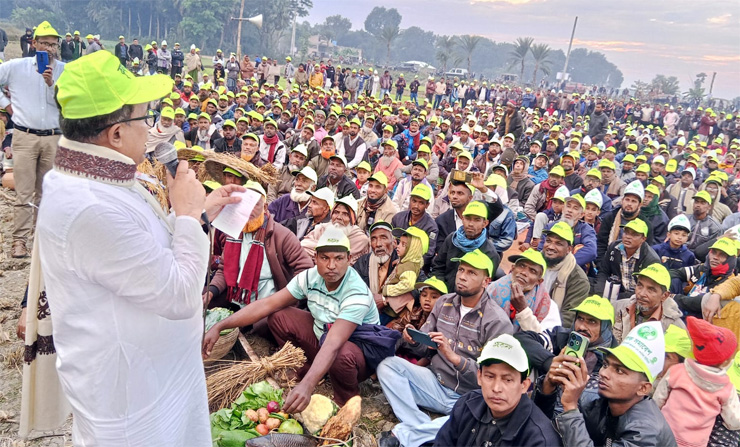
[205,307,234,335]
[210,381,304,447]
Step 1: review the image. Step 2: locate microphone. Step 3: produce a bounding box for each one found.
[154,141,211,230]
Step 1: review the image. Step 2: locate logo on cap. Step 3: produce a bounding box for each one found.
[638,325,658,341]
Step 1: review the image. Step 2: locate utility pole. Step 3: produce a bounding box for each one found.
[290,12,297,56]
[562,16,578,82]
[235,0,247,60]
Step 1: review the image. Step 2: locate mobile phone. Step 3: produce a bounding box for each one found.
[36,51,49,74]
[564,332,589,365]
[450,169,473,184]
[407,328,437,349]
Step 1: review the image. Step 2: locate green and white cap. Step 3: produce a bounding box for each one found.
[623,180,644,201]
[584,188,603,209]
[553,185,570,202]
[601,321,665,382]
[667,214,691,232]
[316,227,350,252]
[334,195,359,216]
[292,166,318,183]
[307,187,335,209]
[477,334,529,374]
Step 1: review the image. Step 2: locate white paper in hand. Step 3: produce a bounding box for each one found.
[212,189,262,239]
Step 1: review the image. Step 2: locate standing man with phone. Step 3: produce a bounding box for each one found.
[0,21,65,258]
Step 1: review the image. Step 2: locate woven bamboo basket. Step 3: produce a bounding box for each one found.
[204,328,239,363]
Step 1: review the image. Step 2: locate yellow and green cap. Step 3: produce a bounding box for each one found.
[160,107,175,120]
[645,184,661,196]
[664,325,694,360]
[598,159,616,171]
[202,180,221,192]
[56,51,173,119]
[586,168,602,180]
[507,248,547,277]
[382,139,398,150]
[410,183,432,202]
[624,218,648,237]
[633,263,671,290]
[316,227,351,252]
[572,295,615,324]
[451,248,494,277]
[484,173,507,189]
[728,351,740,389]
[368,171,389,187]
[566,194,586,210]
[244,179,266,197]
[710,237,737,257]
[463,201,489,219]
[356,161,372,173]
[414,276,448,295]
[623,154,636,163]
[392,226,430,254]
[636,163,650,173]
[601,321,665,382]
[542,221,574,245]
[693,190,713,205]
[549,165,565,177]
[34,21,60,39]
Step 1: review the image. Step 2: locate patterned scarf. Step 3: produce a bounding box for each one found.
[452,226,487,253]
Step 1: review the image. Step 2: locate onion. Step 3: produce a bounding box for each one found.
[266,401,280,413]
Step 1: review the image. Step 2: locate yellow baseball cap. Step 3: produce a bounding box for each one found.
[586,168,602,180]
[160,107,175,120]
[624,218,648,237]
[664,325,694,360]
[645,184,660,196]
[382,140,398,150]
[623,154,636,163]
[484,173,507,189]
[633,263,671,290]
[417,145,431,154]
[463,201,489,219]
[412,158,429,171]
[368,171,389,187]
[244,179,266,197]
[572,295,615,324]
[635,163,650,173]
[693,190,713,205]
[414,276,448,295]
[56,51,173,119]
[33,21,60,39]
[598,159,616,171]
[549,166,565,177]
[410,183,432,202]
[356,161,372,173]
[392,226,430,254]
[458,151,473,161]
[728,351,740,389]
[566,194,586,209]
[542,221,574,245]
[451,249,494,277]
[710,237,737,257]
[507,248,547,277]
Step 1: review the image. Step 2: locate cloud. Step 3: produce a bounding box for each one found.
[703,55,740,63]
[572,39,647,53]
[469,0,543,4]
[707,13,732,25]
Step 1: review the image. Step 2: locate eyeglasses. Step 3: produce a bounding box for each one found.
[95,109,158,132]
[36,41,59,49]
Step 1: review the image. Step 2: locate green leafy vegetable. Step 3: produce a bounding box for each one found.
[277,419,304,434]
[235,381,284,410]
[210,381,285,443]
[205,307,233,333]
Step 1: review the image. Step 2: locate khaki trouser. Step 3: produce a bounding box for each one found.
[12,131,59,242]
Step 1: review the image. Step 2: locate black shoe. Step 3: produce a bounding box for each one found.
[378,430,400,447]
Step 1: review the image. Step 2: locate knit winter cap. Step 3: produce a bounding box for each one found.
[686,316,738,367]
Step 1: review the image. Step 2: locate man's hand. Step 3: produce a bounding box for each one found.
[168,160,206,220]
[202,325,222,359]
[402,324,416,344]
[42,67,54,87]
[510,281,528,313]
[202,291,213,308]
[283,380,313,414]
[429,331,461,367]
[373,293,386,311]
[4,104,12,116]
[552,357,589,412]
[17,307,27,340]
[204,184,246,222]
[470,172,487,192]
[702,293,722,323]
[543,351,579,395]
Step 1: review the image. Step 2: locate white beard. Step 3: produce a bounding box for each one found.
[373,253,391,264]
[380,155,395,167]
[287,163,299,172]
[290,188,311,203]
[329,222,353,236]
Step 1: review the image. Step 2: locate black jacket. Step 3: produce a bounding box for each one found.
[317,175,360,199]
[213,136,242,154]
[435,209,458,254]
[593,241,660,300]
[60,40,74,60]
[128,44,144,61]
[435,390,562,447]
[431,234,501,293]
[171,49,185,68]
[597,207,655,260]
[496,111,524,140]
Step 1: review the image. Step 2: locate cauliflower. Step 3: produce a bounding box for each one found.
[295,394,338,434]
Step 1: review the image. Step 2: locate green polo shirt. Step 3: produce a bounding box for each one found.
[287,266,380,339]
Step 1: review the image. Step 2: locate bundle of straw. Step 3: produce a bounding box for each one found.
[206,342,306,411]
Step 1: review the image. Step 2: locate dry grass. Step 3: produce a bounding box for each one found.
[2,346,24,371]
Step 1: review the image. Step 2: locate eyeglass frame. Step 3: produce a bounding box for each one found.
[94,109,159,133]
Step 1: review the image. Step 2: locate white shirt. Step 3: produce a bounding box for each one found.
[37,141,210,446]
[0,57,64,129]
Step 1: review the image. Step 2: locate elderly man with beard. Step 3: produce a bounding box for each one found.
[316,154,360,199]
[538,194,597,268]
[392,184,438,271]
[145,107,185,155]
[258,119,285,169]
[356,172,398,232]
[432,201,501,293]
[374,140,404,191]
[301,196,370,264]
[284,124,320,160]
[597,180,652,259]
[515,295,617,415]
[359,115,379,147]
[376,250,513,447]
[283,187,334,241]
[337,118,367,169]
[353,221,399,318]
[487,248,562,334]
[401,143,440,186]
[268,166,317,224]
[267,144,308,202]
[524,166,566,221]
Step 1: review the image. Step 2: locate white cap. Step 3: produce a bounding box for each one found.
[653,155,666,165]
[668,214,691,232]
[460,124,471,133]
[582,135,592,145]
[477,334,529,373]
[584,188,603,209]
[307,187,335,209]
[190,44,196,50]
[676,137,686,146]
[334,195,358,216]
[603,322,665,382]
[553,185,570,202]
[623,180,645,202]
[329,153,348,166]
[291,143,308,157]
[161,39,167,46]
[292,166,318,184]
[681,167,696,179]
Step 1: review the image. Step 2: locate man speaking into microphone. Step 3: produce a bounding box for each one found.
[33,50,242,445]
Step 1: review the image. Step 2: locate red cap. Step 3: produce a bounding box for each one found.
[686,316,737,366]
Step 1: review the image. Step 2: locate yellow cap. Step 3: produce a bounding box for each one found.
[635,163,650,174]
[34,21,60,39]
[651,175,666,186]
[368,171,389,187]
[710,237,737,257]
[645,184,660,196]
[598,159,616,171]
[542,221,574,245]
[451,249,494,277]
[508,248,547,277]
[664,325,694,360]
[572,295,615,324]
[728,352,740,389]
[382,140,398,150]
[56,51,173,119]
[458,151,473,161]
[392,226,430,254]
[550,166,565,177]
[316,227,351,252]
[484,173,507,189]
[624,218,648,237]
[356,161,372,173]
[633,263,671,290]
[566,194,586,209]
[414,276,448,295]
[623,154,636,163]
[693,190,713,205]
[412,158,429,171]
[410,184,432,202]
[160,107,175,120]
[586,168,602,180]
[463,201,489,219]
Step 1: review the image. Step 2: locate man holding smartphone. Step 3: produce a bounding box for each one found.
[0,21,65,258]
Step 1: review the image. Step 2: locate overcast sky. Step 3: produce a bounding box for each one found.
[306,0,740,99]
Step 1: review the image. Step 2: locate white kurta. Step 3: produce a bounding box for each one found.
[37,147,211,446]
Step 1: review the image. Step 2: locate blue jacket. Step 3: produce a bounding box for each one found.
[528,166,549,184]
[539,220,597,266]
[651,242,696,270]
[394,128,421,160]
[488,206,517,254]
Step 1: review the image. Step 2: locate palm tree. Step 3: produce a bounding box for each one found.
[378,25,400,64]
[529,43,552,85]
[508,36,534,80]
[457,35,482,75]
[651,75,680,96]
[435,35,456,73]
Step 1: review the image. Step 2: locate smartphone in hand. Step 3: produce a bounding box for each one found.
[36,51,49,74]
[407,328,438,349]
[564,332,589,366]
